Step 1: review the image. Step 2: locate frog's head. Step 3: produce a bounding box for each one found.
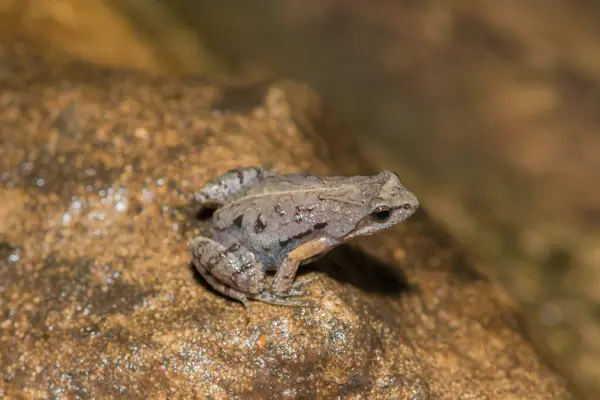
[343,171,419,241]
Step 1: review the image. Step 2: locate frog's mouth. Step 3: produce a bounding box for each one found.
[343,220,383,241]
[343,227,376,242]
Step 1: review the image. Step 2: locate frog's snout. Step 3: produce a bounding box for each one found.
[398,191,419,219]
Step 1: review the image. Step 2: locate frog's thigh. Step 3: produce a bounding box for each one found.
[272,237,338,295]
[190,236,266,296]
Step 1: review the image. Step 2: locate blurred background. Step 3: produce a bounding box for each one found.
[1,0,599,397]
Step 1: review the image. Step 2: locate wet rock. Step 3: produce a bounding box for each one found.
[0,42,572,398]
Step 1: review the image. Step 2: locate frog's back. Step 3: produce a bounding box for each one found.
[241,173,377,198]
[212,172,383,234]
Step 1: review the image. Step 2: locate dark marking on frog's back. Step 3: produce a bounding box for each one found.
[294,205,316,223]
[314,222,328,230]
[254,213,268,233]
[236,169,246,185]
[233,215,244,228]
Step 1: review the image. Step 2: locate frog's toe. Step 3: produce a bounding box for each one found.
[280,287,307,297]
[292,275,316,289]
[251,291,312,307]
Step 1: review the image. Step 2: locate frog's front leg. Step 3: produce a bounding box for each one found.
[190,236,266,308]
[272,237,339,295]
[195,166,275,206]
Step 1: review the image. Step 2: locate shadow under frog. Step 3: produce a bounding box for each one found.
[189,166,419,308]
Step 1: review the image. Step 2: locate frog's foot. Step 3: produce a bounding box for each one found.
[271,276,316,298]
[292,275,316,289]
[195,265,251,310]
[250,290,312,307]
[269,275,316,298]
[260,276,315,304]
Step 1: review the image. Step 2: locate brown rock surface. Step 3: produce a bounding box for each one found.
[0,42,572,398]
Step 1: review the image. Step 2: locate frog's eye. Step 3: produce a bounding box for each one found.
[370,205,391,222]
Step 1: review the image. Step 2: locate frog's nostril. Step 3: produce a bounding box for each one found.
[403,203,412,210]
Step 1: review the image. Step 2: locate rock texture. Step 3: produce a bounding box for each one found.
[0,42,572,399]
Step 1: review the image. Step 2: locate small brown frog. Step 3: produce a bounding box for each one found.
[190,167,418,308]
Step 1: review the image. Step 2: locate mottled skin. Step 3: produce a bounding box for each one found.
[190,166,419,307]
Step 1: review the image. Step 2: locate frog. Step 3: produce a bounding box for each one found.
[190,166,419,308]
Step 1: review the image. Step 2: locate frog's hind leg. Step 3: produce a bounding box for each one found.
[194,166,275,206]
[190,236,266,308]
